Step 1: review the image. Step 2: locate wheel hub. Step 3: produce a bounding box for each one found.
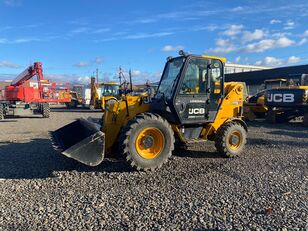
[230,135,240,145]
[228,130,242,150]
[142,135,154,149]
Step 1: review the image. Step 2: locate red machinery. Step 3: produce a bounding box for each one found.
[0,62,71,120]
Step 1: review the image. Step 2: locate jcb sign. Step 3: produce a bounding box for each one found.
[189,108,205,115]
[267,93,294,103]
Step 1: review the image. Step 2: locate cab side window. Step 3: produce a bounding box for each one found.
[180,59,207,94]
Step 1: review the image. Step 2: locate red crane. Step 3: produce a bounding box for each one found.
[0,62,71,120]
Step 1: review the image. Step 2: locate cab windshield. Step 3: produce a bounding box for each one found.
[157,57,185,99]
[264,80,288,89]
[101,85,119,96]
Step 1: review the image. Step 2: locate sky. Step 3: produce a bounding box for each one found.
[1,0,308,84]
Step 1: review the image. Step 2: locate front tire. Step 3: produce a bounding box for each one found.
[89,105,95,110]
[42,103,50,118]
[304,111,308,127]
[66,100,78,109]
[0,104,4,120]
[119,113,174,171]
[215,122,247,157]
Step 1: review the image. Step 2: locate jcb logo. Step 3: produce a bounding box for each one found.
[267,93,294,103]
[189,108,205,115]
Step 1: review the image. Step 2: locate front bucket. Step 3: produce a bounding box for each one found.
[51,118,105,166]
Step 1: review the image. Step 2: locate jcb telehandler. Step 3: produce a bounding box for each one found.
[52,52,248,171]
[264,74,308,124]
[244,78,289,121]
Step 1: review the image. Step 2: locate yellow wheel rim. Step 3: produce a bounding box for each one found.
[228,131,242,150]
[135,127,165,159]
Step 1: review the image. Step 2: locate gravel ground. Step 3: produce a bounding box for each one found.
[0,106,307,230]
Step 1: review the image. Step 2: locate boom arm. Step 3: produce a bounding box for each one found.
[11,62,44,86]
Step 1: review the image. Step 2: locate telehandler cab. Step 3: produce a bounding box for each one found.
[52,52,248,171]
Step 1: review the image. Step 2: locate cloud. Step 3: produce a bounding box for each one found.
[73,57,104,68]
[119,68,162,83]
[271,32,291,38]
[134,18,158,24]
[0,26,12,32]
[76,76,91,84]
[298,38,307,45]
[73,61,90,68]
[161,45,184,52]
[131,70,162,83]
[275,37,295,47]
[235,56,241,63]
[230,6,244,12]
[222,24,244,37]
[207,39,236,55]
[270,19,282,24]
[244,39,275,53]
[124,32,173,40]
[255,57,283,66]
[284,20,295,30]
[0,37,41,44]
[287,56,301,64]
[68,18,89,26]
[46,72,119,84]
[191,25,218,32]
[92,28,110,34]
[0,60,20,68]
[94,31,174,41]
[46,74,91,84]
[255,56,301,67]
[95,57,103,64]
[3,0,21,7]
[242,29,265,42]
[216,39,230,47]
[71,27,90,33]
[297,30,308,45]
[243,37,295,53]
[11,38,40,44]
[131,70,142,76]
[0,36,57,44]
[0,73,15,81]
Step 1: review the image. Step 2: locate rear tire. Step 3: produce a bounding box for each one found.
[266,109,290,123]
[266,109,276,123]
[119,113,174,171]
[66,100,78,109]
[215,122,247,158]
[42,103,50,118]
[304,110,308,127]
[0,104,4,120]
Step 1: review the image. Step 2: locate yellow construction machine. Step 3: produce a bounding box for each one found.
[65,85,84,108]
[52,52,248,171]
[89,77,120,110]
[244,78,289,120]
[264,75,308,124]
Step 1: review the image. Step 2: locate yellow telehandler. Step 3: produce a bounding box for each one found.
[244,78,289,120]
[52,52,248,171]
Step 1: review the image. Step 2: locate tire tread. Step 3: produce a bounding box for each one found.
[118,113,174,171]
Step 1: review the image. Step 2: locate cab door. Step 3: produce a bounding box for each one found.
[173,57,223,124]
